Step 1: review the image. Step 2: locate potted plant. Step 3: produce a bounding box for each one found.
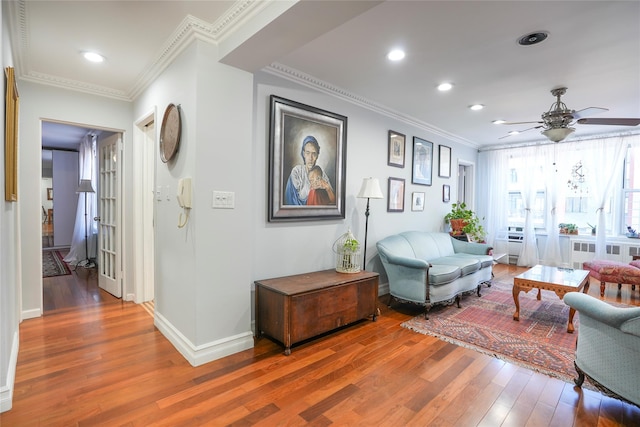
[444,202,486,242]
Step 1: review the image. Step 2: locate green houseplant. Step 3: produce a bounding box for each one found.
[444,202,486,242]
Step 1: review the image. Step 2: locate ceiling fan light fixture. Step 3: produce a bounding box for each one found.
[542,127,574,142]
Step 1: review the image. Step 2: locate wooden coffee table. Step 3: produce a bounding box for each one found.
[512,264,590,333]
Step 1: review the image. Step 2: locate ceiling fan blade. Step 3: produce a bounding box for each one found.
[500,121,543,126]
[577,117,640,126]
[571,107,609,120]
[498,125,543,139]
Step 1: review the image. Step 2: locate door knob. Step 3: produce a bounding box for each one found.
[94,216,101,221]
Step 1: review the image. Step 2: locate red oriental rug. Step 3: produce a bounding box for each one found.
[401,280,589,387]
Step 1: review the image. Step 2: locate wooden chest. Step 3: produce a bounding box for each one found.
[255,269,379,355]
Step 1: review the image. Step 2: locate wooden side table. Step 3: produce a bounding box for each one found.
[255,269,379,355]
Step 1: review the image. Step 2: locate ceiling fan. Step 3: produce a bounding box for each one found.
[500,87,640,142]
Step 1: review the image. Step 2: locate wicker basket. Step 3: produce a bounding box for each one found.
[333,229,361,273]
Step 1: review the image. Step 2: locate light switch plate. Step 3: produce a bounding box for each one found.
[213,191,235,209]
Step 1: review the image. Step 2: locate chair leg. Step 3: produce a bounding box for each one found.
[600,281,605,297]
[387,293,393,308]
[574,362,585,387]
[424,305,430,320]
[477,284,482,297]
[455,295,461,308]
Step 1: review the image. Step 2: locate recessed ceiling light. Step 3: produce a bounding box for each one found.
[517,31,549,46]
[83,51,105,63]
[387,49,405,61]
[509,130,520,136]
[437,83,453,91]
[492,119,506,124]
[469,104,484,111]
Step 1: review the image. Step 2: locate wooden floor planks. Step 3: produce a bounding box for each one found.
[2,264,640,426]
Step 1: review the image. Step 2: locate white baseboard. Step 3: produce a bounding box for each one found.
[0,331,19,413]
[153,311,254,367]
[21,308,41,320]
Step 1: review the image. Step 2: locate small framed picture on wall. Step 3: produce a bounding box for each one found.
[443,184,451,203]
[412,192,425,211]
[387,177,405,212]
[388,130,405,168]
[412,137,433,186]
[438,145,452,178]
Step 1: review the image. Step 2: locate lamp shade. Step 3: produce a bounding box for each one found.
[357,178,383,199]
[542,127,574,143]
[76,179,95,193]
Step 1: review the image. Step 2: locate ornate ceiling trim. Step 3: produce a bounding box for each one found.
[8,0,262,102]
[265,63,477,148]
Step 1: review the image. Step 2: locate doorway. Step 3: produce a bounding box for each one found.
[41,120,122,311]
[457,160,475,208]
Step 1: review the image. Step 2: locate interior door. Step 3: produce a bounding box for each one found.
[97,133,121,297]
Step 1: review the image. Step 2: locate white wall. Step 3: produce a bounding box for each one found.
[1,1,20,413]
[51,150,79,247]
[251,71,479,284]
[18,82,133,318]
[133,41,254,365]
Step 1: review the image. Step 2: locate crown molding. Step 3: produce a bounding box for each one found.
[8,0,263,102]
[265,63,478,149]
[20,71,130,101]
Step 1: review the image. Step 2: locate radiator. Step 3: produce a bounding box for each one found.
[570,239,640,269]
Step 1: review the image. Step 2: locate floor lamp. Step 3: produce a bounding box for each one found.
[357,177,384,270]
[76,179,95,268]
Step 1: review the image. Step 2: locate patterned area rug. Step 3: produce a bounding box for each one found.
[401,280,587,387]
[43,250,71,277]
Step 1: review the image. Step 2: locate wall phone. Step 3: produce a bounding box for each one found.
[177,177,192,228]
[177,177,192,208]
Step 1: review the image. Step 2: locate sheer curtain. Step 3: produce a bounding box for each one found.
[477,149,509,248]
[517,145,541,267]
[542,144,563,266]
[64,135,97,264]
[583,137,626,258]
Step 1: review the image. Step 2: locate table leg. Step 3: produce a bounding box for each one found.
[513,283,520,321]
[567,307,576,333]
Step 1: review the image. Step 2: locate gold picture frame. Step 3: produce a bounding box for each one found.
[5,67,19,202]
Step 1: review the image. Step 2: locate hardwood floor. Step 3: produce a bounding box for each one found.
[2,264,639,426]
[42,250,119,313]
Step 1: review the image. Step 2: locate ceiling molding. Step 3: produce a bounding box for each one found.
[9,0,264,102]
[265,63,478,149]
[20,71,130,101]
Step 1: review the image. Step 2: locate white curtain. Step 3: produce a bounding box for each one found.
[478,149,509,249]
[64,135,97,264]
[517,145,540,267]
[542,144,563,266]
[583,137,626,258]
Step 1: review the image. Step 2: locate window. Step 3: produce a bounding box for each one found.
[623,144,640,234]
[506,159,546,228]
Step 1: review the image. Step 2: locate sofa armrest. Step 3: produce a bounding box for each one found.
[378,248,430,269]
[450,237,493,255]
[564,292,640,337]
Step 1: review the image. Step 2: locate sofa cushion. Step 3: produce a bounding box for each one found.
[428,264,461,286]
[630,260,640,269]
[454,253,494,269]
[430,256,480,276]
[401,231,455,260]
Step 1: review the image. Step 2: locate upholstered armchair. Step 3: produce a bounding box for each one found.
[563,292,640,406]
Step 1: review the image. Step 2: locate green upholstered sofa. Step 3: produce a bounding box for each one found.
[376,231,493,318]
[564,292,640,406]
